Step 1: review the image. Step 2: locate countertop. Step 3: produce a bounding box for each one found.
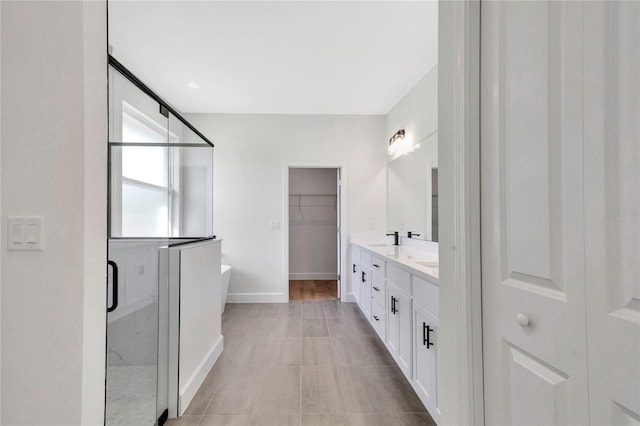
[351,239,439,283]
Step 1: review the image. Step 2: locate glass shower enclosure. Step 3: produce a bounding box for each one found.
[106,56,214,425]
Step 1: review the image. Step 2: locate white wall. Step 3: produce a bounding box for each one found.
[1,2,107,424]
[172,239,222,415]
[188,114,386,302]
[289,168,338,280]
[386,65,438,144]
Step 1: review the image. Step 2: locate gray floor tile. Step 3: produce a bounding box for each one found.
[302,303,325,319]
[320,301,361,320]
[396,413,437,426]
[219,337,301,368]
[326,317,375,340]
[331,336,394,366]
[301,319,329,337]
[184,365,227,415]
[301,366,347,413]
[262,318,302,338]
[302,413,401,426]
[165,415,202,426]
[222,316,301,337]
[176,302,430,425]
[335,365,396,413]
[302,337,335,366]
[376,366,427,413]
[205,368,260,415]
[248,366,300,415]
[201,414,300,425]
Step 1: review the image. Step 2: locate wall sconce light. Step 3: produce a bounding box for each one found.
[388,129,406,159]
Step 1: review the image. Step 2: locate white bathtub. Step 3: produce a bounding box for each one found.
[221,264,231,313]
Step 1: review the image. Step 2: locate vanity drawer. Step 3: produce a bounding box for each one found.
[371,255,386,276]
[371,300,385,340]
[413,276,439,316]
[387,263,411,295]
[360,251,372,271]
[371,272,386,307]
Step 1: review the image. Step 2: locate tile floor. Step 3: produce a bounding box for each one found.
[166,301,436,426]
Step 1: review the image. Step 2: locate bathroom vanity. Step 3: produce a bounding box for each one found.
[350,240,441,424]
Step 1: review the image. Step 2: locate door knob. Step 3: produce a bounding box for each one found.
[517,313,529,327]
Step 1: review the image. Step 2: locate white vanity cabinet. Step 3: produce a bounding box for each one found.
[350,242,440,424]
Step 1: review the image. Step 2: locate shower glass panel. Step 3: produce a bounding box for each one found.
[106,60,214,425]
[167,113,214,238]
[106,65,170,426]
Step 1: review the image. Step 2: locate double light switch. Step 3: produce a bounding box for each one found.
[8,216,43,251]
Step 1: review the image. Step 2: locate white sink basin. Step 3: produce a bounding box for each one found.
[366,243,392,248]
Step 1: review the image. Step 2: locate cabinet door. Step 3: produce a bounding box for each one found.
[395,288,412,378]
[414,303,440,423]
[360,269,371,318]
[351,246,360,303]
[386,286,400,357]
[387,283,412,378]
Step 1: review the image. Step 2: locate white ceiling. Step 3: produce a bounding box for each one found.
[108,1,438,115]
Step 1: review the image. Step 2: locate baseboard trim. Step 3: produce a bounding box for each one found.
[179,335,224,415]
[345,292,356,303]
[226,292,287,303]
[289,273,338,280]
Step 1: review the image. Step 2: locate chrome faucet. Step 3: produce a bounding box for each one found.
[386,231,400,246]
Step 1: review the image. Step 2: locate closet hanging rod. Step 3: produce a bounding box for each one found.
[108,54,214,147]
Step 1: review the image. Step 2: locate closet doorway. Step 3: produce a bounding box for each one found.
[287,167,342,301]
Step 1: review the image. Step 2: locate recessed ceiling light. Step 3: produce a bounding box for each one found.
[187,81,200,89]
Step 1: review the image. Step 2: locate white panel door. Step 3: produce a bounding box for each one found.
[481,2,589,424]
[584,2,640,424]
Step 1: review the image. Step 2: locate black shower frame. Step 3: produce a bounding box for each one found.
[108,54,214,147]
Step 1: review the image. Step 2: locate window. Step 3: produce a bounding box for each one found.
[119,102,179,237]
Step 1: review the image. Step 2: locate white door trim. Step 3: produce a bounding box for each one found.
[283,163,348,302]
[438,1,484,425]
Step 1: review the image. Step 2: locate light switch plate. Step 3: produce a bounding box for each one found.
[8,216,43,251]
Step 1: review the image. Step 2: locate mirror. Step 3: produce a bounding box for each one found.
[386,65,438,241]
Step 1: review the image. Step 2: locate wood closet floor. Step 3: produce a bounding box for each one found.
[289,280,337,300]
